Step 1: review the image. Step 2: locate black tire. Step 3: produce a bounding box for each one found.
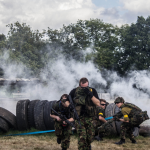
[43,101,57,130]
[0,107,17,129]
[27,100,40,128]
[16,99,30,130]
[105,103,120,135]
[133,127,139,137]
[0,117,9,132]
[34,100,48,130]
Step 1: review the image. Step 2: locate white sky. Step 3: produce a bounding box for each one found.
[0,0,150,35]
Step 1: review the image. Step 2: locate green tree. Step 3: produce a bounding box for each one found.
[118,16,150,75]
[6,22,45,76]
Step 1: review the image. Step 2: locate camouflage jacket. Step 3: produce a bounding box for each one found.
[94,106,105,120]
[120,102,142,121]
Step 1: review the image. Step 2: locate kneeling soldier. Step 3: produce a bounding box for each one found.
[114,97,149,145]
[94,99,111,141]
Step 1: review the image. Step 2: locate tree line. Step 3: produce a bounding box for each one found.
[0,16,150,78]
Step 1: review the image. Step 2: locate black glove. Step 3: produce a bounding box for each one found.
[68,104,74,111]
[84,87,93,99]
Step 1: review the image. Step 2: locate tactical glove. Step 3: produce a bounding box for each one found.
[84,87,93,99]
[68,104,74,111]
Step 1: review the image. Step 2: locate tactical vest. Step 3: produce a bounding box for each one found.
[73,87,96,117]
[121,102,142,118]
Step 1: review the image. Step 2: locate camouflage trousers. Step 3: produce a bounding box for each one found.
[54,121,72,149]
[120,115,143,140]
[120,122,135,140]
[75,116,95,150]
[96,121,112,137]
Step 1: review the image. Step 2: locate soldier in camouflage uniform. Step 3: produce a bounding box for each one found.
[69,77,100,150]
[94,99,111,141]
[50,94,74,150]
[114,97,149,145]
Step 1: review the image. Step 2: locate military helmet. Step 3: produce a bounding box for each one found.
[114,97,125,104]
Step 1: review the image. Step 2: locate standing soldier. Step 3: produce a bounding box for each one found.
[69,77,100,150]
[94,99,111,141]
[114,97,149,145]
[50,94,74,150]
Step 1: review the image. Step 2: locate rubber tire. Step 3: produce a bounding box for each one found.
[27,100,40,128]
[0,107,17,129]
[0,117,9,132]
[16,99,30,131]
[105,103,120,135]
[43,101,57,130]
[34,100,48,130]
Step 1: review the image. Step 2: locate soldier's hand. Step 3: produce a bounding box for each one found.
[84,87,93,98]
[56,116,62,122]
[63,121,67,124]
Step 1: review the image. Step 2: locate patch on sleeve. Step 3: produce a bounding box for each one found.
[124,115,128,118]
[98,113,103,116]
[90,88,92,92]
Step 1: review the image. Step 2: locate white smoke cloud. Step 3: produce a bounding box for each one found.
[0,47,107,114]
[110,70,150,118]
[1,47,150,121]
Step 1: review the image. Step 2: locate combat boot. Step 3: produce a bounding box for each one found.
[99,133,103,141]
[89,145,91,150]
[94,134,103,141]
[132,139,137,144]
[62,148,67,150]
[94,135,101,141]
[115,138,125,145]
[57,137,61,144]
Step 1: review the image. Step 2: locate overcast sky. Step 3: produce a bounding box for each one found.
[0,0,150,35]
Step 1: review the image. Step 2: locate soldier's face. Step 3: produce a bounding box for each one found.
[62,101,70,107]
[115,102,123,108]
[80,82,89,87]
[100,102,106,109]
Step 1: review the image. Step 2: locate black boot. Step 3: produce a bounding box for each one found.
[115,138,125,145]
[89,145,91,150]
[62,148,67,150]
[94,135,101,141]
[132,139,137,144]
[99,134,103,141]
[94,134,103,141]
[57,137,61,144]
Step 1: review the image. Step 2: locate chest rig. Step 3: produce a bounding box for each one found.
[73,87,96,117]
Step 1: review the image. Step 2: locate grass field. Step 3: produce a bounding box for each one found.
[0,129,150,150]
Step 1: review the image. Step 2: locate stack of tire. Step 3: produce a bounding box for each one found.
[16,99,56,131]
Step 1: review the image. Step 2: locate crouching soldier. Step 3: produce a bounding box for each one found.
[50,94,74,150]
[114,97,149,145]
[94,99,112,141]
